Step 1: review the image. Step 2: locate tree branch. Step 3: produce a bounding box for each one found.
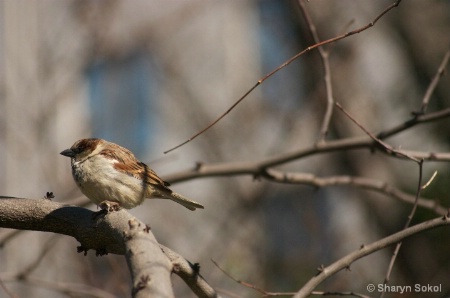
[165,105,450,185]
[294,215,450,298]
[262,169,447,215]
[161,246,219,298]
[124,218,173,298]
[298,0,335,144]
[0,198,219,298]
[415,48,450,115]
[163,0,402,154]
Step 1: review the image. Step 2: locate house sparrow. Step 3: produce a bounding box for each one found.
[60,138,204,211]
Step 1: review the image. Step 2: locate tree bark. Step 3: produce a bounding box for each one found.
[0,197,219,297]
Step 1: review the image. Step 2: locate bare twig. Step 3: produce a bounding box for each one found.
[334,100,444,291]
[298,0,335,144]
[379,160,425,297]
[15,235,60,279]
[294,215,450,298]
[0,230,22,248]
[164,0,402,153]
[415,49,450,115]
[262,169,447,215]
[212,259,295,297]
[377,107,450,140]
[335,102,419,162]
[165,141,450,184]
[0,278,16,298]
[165,105,450,184]
[213,259,371,297]
[311,291,372,298]
[421,171,437,190]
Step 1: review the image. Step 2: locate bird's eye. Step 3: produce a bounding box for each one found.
[72,146,85,154]
[71,145,86,154]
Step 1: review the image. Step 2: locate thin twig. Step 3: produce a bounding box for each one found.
[311,291,372,298]
[262,169,447,215]
[415,49,450,115]
[211,259,369,298]
[164,104,450,188]
[0,230,22,248]
[380,160,424,298]
[0,278,16,298]
[212,259,370,297]
[335,102,419,163]
[298,0,335,144]
[164,0,402,154]
[163,83,260,153]
[334,102,434,287]
[212,259,274,296]
[294,216,450,298]
[377,107,450,140]
[15,235,60,280]
[421,171,438,190]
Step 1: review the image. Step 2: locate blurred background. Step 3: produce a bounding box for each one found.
[0,1,450,297]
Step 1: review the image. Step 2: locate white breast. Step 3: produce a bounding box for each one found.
[72,155,146,209]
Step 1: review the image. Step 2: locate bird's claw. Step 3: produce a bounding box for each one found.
[98,201,122,212]
[92,201,122,220]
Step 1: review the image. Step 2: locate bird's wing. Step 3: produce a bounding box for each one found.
[100,146,171,191]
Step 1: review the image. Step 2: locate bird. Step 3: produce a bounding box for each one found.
[60,138,204,211]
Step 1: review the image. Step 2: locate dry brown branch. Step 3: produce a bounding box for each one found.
[379,161,425,297]
[262,169,447,215]
[164,105,450,189]
[294,215,450,298]
[0,230,22,248]
[416,48,450,115]
[298,0,335,144]
[164,0,402,154]
[336,102,419,162]
[335,87,445,292]
[0,277,16,298]
[311,291,371,298]
[377,107,450,140]
[213,259,376,298]
[14,234,60,279]
[212,259,296,297]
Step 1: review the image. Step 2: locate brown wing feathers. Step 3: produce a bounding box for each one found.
[100,143,171,190]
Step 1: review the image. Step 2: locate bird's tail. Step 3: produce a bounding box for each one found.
[163,191,204,211]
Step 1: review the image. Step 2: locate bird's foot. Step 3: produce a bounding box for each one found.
[92,201,122,220]
[99,201,122,212]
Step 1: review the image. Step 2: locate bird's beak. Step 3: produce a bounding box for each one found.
[60,148,75,158]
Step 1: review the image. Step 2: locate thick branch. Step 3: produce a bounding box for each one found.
[0,197,126,254]
[124,218,174,298]
[162,246,219,298]
[0,198,219,298]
